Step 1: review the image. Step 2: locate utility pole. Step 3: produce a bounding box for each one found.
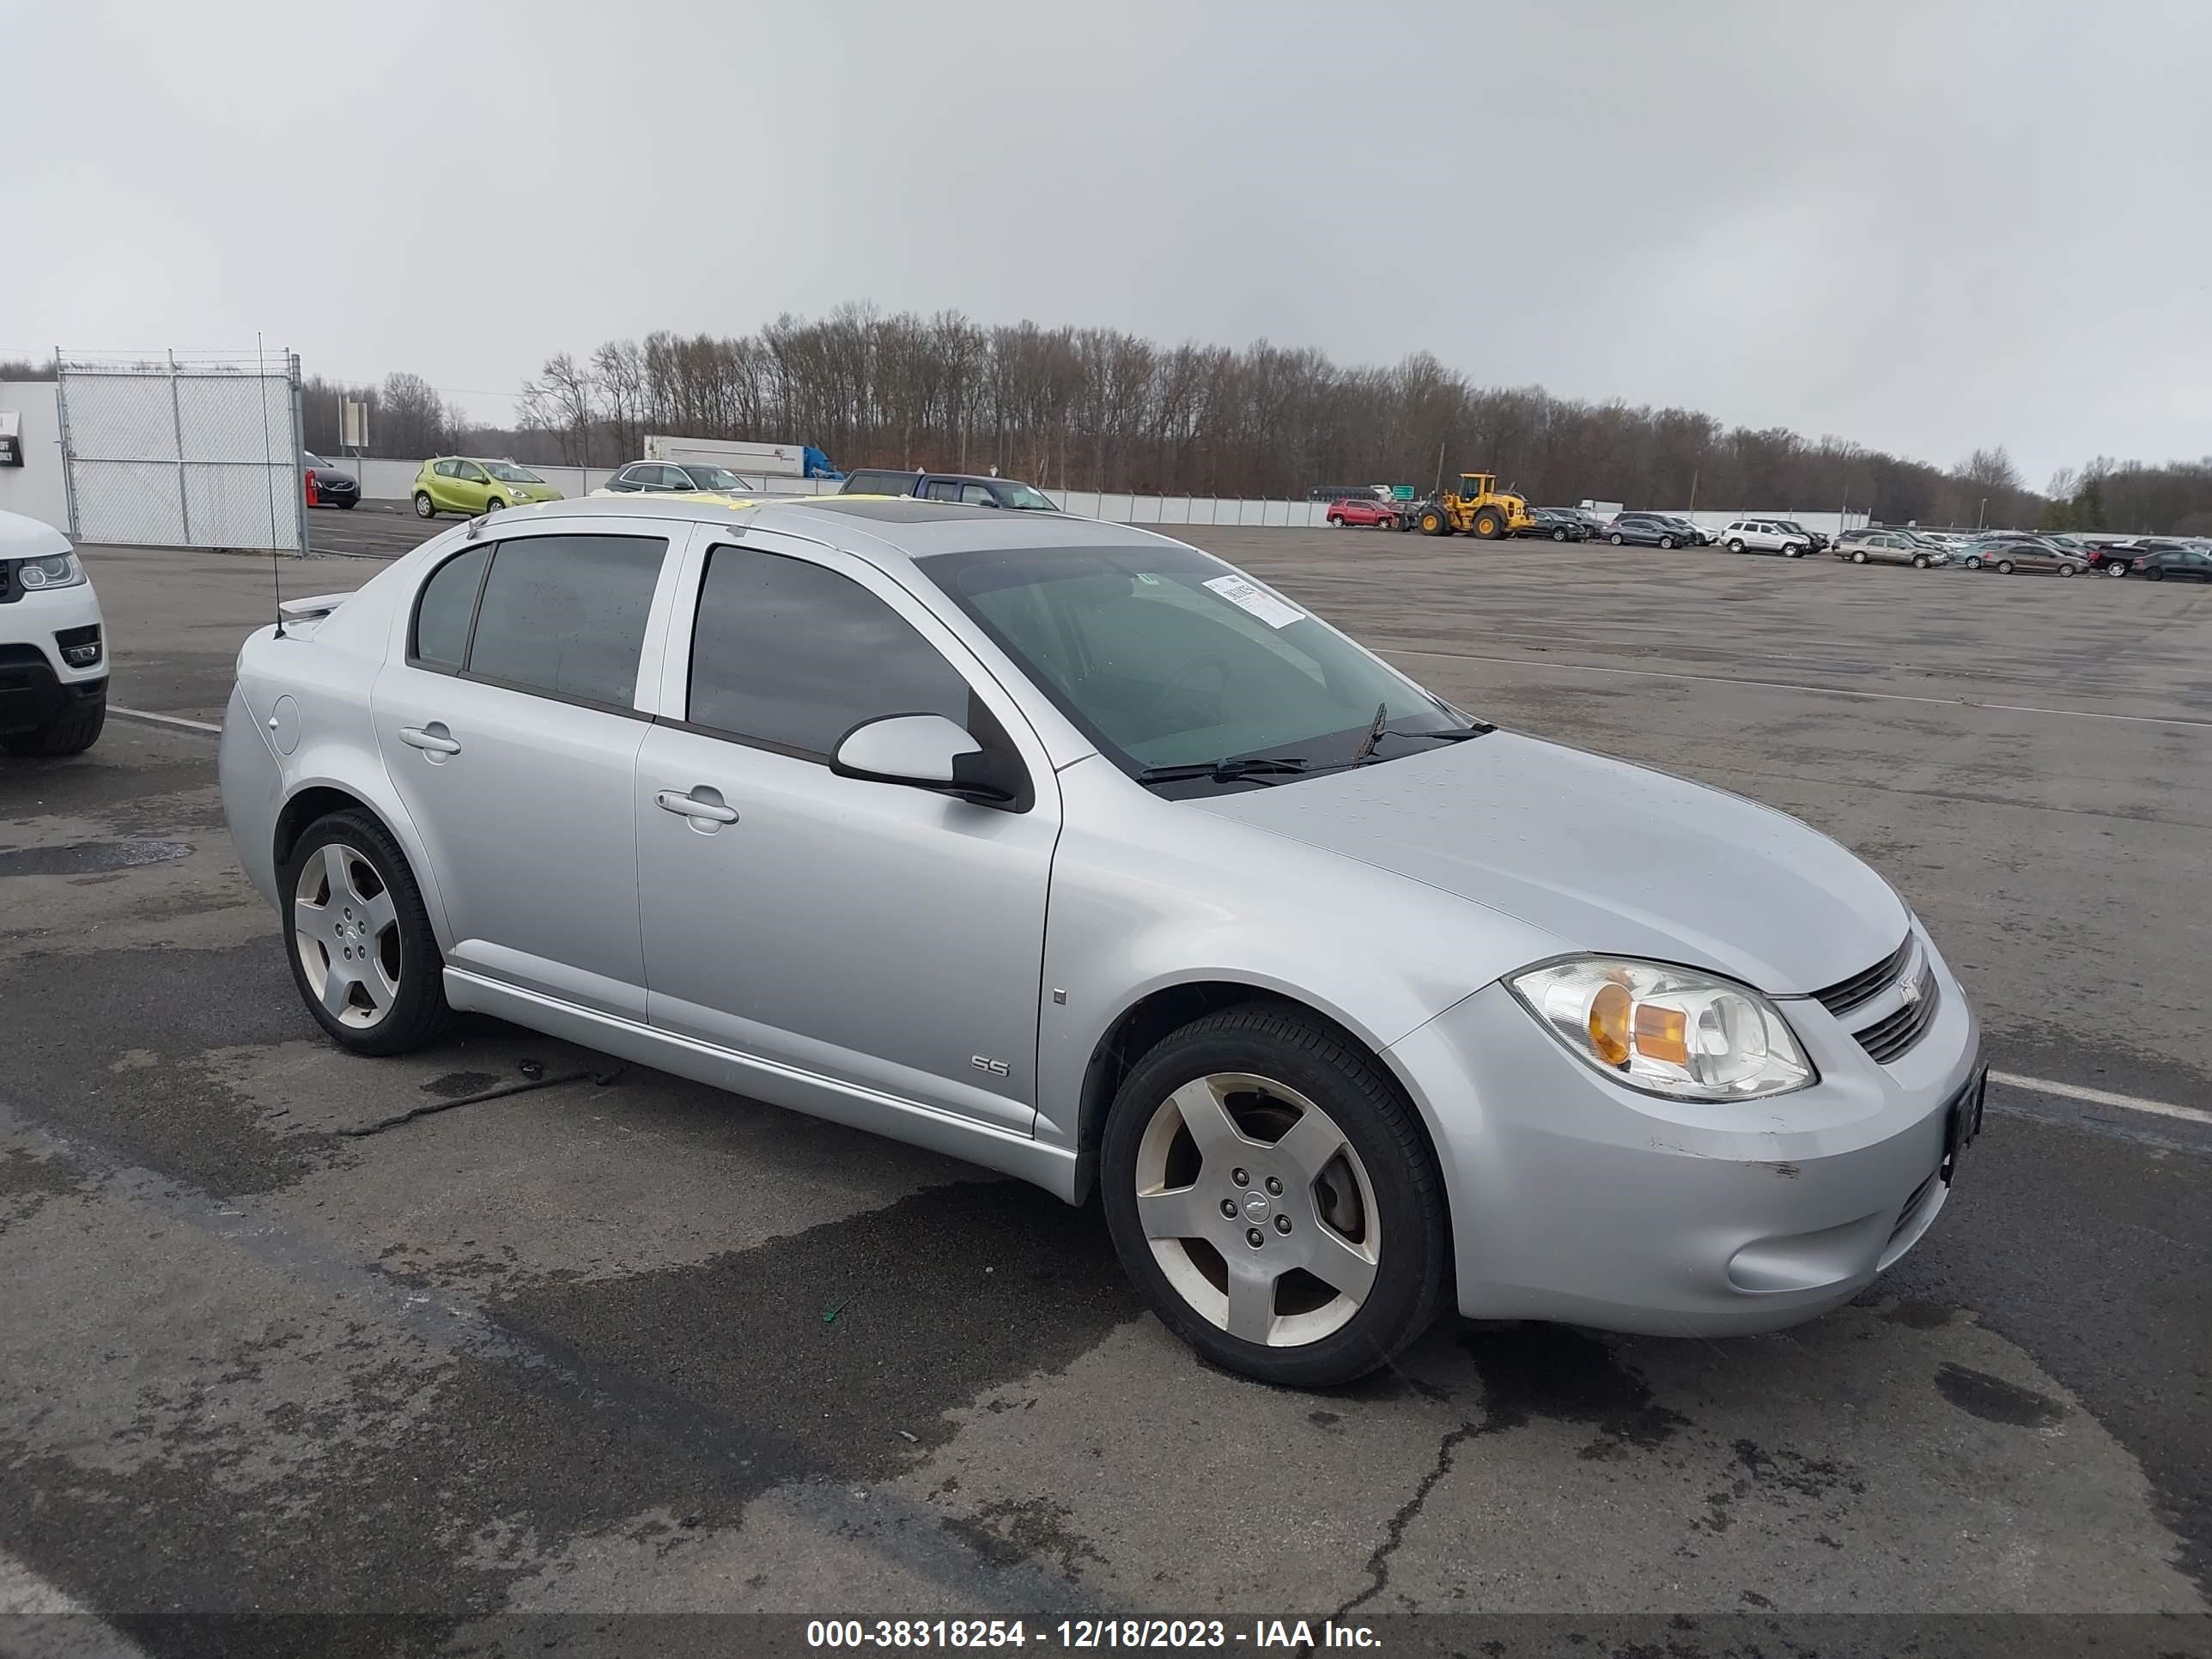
[1432,440,1446,497]
[1686,466,1698,515]
[1978,496,1987,530]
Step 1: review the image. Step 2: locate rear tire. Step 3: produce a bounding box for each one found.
[1996,560,2014,574]
[2143,567,2163,581]
[1099,1002,1451,1388]
[1,696,105,758]
[281,809,453,1058]
[1727,538,1747,554]
[2104,562,2126,577]
[413,491,436,520]
[1608,532,1625,546]
[1851,549,1869,562]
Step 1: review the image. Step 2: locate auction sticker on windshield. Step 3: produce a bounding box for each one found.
[1203,573,1304,629]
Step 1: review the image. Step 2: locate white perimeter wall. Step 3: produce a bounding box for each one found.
[0,382,70,533]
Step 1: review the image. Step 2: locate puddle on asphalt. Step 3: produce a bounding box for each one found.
[0,840,193,878]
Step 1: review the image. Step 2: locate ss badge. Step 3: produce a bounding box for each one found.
[969,1054,1012,1078]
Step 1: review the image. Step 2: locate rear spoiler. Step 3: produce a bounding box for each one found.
[277,592,350,625]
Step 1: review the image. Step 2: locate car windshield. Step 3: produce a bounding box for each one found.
[303,453,328,468]
[994,483,1058,511]
[918,543,1473,781]
[684,465,753,492]
[483,462,543,483]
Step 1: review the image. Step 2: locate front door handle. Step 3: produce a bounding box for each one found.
[399,723,461,757]
[655,788,738,825]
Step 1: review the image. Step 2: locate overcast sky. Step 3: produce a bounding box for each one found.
[9,0,2207,487]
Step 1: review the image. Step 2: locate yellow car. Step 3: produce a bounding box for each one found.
[411,458,564,520]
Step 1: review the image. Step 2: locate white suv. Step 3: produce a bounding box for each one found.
[0,510,106,757]
[1721,519,1811,557]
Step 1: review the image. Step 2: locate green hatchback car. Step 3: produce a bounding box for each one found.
[410,458,564,520]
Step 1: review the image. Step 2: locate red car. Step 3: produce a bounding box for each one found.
[1326,495,1402,530]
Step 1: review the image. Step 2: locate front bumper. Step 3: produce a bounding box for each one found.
[1389,928,1983,1336]
[0,582,107,733]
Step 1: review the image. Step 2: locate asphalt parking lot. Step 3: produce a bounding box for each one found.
[3,523,2208,1655]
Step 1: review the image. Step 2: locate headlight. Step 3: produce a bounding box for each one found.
[14,553,86,590]
[1507,957,1815,1102]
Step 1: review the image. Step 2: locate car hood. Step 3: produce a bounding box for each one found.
[1190,732,1907,994]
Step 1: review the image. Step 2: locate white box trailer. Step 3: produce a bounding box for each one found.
[644,434,812,479]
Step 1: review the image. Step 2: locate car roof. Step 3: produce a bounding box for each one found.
[479,493,1164,571]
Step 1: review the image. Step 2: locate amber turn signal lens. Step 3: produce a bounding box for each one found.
[1634,1003,1690,1066]
[1588,981,1632,1066]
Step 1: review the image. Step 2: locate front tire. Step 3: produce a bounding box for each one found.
[1,696,105,758]
[282,810,453,1057]
[1419,508,1449,536]
[1100,1004,1449,1388]
[413,491,437,520]
[1965,556,1982,569]
[1657,535,1676,550]
[337,498,357,510]
[1912,554,1930,568]
[1552,528,1568,542]
[2059,562,2076,577]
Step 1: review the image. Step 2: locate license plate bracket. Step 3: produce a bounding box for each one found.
[1940,1066,1988,1187]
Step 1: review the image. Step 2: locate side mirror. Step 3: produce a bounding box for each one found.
[831,714,1018,806]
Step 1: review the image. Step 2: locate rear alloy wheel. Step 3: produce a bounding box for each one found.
[1996,560,2015,574]
[413,491,436,520]
[1101,1005,1449,1387]
[1727,538,1747,553]
[2144,567,2164,581]
[283,811,453,1056]
[1609,532,1625,546]
[2104,562,2126,578]
[1852,549,1869,562]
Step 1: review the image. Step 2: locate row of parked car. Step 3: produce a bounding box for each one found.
[1821,527,2212,580]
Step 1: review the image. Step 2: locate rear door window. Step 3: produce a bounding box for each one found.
[410,544,490,670]
[924,479,962,502]
[460,534,668,708]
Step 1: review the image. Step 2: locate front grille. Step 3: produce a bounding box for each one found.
[1812,934,1913,1018]
[1856,966,1940,1064]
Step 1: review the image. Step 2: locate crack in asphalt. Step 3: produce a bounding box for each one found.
[334,1065,623,1137]
[1327,1414,1483,1624]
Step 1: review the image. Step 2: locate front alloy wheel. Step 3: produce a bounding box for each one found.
[1102,1006,1448,1386]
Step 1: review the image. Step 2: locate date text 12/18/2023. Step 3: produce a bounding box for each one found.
[805,1619,1381,1649]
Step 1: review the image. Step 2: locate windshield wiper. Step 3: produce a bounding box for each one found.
[1348,702,1390,764]
[1133,755,1311,787]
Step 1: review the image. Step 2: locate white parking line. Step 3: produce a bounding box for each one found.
[1383,647,2212,730]
[109,705,221,734]
[0,1545,152,1656]
[1991,1070,2212,1127]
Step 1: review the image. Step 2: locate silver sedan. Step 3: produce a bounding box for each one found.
[220,497,1984,1387]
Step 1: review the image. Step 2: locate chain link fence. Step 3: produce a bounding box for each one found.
[56,351,308,551]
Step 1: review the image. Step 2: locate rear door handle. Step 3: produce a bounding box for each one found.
[655,789,738,825]
[398,724,461,757]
